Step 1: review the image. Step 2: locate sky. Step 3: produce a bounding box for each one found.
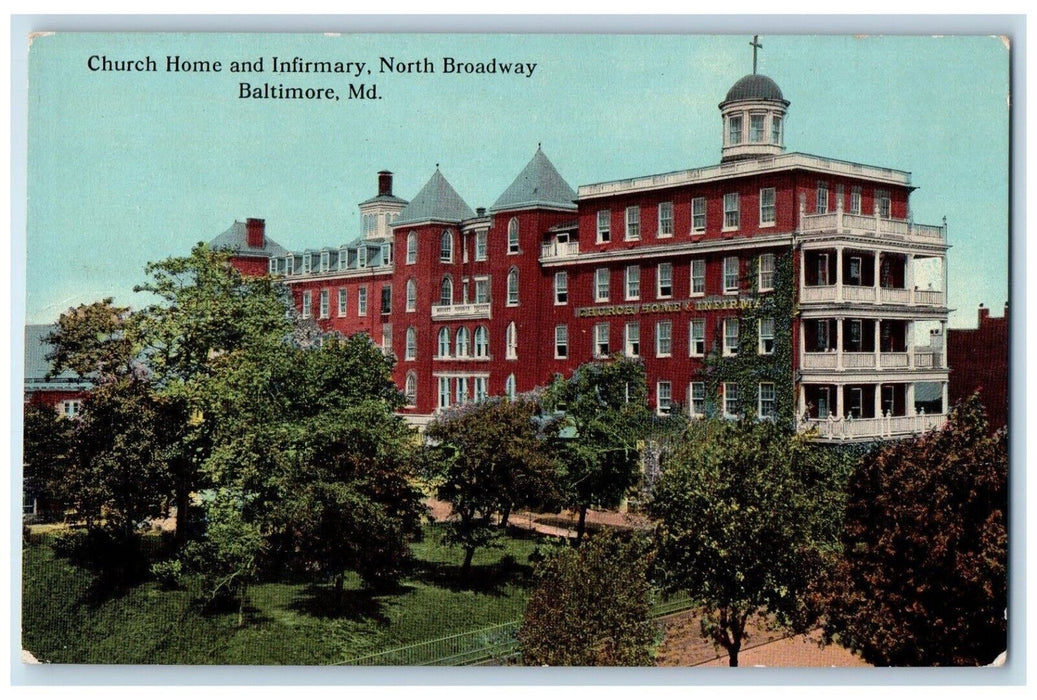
[22,32,1009,329]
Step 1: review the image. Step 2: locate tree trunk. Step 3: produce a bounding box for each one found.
[499,503,512,528]
[575,506,588,544]
[237,583,247,628]
[334,572,345,604]
[173,487,191,546]
[462,546,476,573]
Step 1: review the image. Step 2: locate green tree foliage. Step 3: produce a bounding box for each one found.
[823,395,1008,666]
[519,531,656,666]
[424,396,561,572]
[543,357,651,541]
[649,419,823,666]
[22,401,73,515]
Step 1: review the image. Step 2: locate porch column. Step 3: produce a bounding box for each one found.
[799,319,805,368]
[798,384,807,423]
[941,320,948,369]
[874,382,883,420]
[836,246,844,302]
[836,384,845,420]
[836,317,844,370]
[874,319,882,368]
[907,382,916,414]
[799,247,806,292]
[942,381,949,415]
[836,188,845,232]
[907,320,915,368]
[907,253,915,305]
[873,251,881,303]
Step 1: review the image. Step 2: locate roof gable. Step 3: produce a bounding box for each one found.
[396,169,475,225]
[491,147,577,212]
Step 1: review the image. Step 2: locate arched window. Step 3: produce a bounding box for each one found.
[474,326,489,357]
[506,321,517,359]
[437,327,451,357]
[508,217,520,253]
[507,268,519,306]
[505,373,516,400]
[440,229,453,262]
[406,231,418,264]
[455,327,470,358]
[406,278,417,311]
[405,326,417,360]
[404,372,417,406]
[439,276,453,306]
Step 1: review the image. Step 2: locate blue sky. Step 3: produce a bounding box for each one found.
[24,32,1009,328]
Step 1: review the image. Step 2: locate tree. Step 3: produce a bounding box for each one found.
[424,396,561,573]
[519,531,656,666]
[649,419,822,666]
[544,358,651,541]
[22,400,73,516]
[823,395,1008,666]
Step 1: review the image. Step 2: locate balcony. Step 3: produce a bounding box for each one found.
[800,211,946,245]
[430,302,492,321]
[799,412,946,442]
[800,284,945,307]
[540,241,580,260]
[801,350,944,371]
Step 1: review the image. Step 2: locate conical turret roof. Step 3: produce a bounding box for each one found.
[491,147,577,212]
[396,169,475,225]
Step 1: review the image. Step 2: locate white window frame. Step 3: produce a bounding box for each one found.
[440,230,453,263]
[850,186,862,215]
[723,256,740,294]
[723,382,740,419]
[508,217,520,254]
[506,321,518,360]
[594,322,610,358]
[692,197,706,233]
[357,246,367,269]
[301,290,312,319]
[625,206,640,241]
[555,325,569,359]
[876,190,891,218]
[437,327,451,358]
[596,210,611,243]
[689,382,706,418]
[406,279,417,312]
[758,382,776,419]
[473,377,488,403]
[439,276,453,306]
[723,193,740,230]
[554,271,568,305]
[438,377,451,410]
[816,181,829,214]
[475,229,488,261]
[357,286,368,316]
[759,253,776,291]
[655,320,672,358]
[728,114,743,145]
[625,265,640,301]
[320,251,330,272]
[319,289,329,319]
[595,268,610,302]
[749,113,766,143]
[405,372,417,407]
[474,326,489,358]
[657,262,673,299]
[337,288,347,317]
[474,277,490,304]
[625,321,640,358]
[658,201,674,237]
[771,115,783,145]
[723,317,739,356]
[507,268,519,306]
[407,231,418,264]
[656,381,673,416]
[759,187,776,226]
[758,317,775,355]
[690,259,706,296]
[455,327,470,358]
[689,319,705,357]
[505,374,516,400]
[405,327,417,360]
[455,376,469,405]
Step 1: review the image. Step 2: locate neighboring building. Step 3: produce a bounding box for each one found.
[947,303,1009,430]
[217,67,952,441]
[23,324,91,418]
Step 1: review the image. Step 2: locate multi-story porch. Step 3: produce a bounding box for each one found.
[796,380,948,441]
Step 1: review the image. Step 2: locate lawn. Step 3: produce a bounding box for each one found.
[21,524,551,665]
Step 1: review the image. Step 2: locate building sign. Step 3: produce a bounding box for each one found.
[574,296,760,318]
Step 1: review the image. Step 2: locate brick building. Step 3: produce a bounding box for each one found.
[947,303,1009,430]
[214,69,952,441]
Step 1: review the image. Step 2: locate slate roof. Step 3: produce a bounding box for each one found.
[23,324,92,391]
[395,169,476,225]
[359,193,409,207]
[209,220,291,258]
[491,147,577,212]
[722,74,788,105]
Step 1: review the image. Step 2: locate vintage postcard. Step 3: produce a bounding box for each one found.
[18,29,1011,674]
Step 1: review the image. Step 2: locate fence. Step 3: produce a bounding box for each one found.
[337,593,695,666]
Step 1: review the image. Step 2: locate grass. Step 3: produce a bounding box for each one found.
[21,524,552,665]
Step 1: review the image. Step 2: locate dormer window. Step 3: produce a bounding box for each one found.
[357,246,367,268]
[320,251,330,272]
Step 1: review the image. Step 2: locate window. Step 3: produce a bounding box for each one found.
[301,291,312,319]
[625,322,640,357]
[474,377,488,403]
[555,325,569,359]
[723,193,740,229]
[876,190,891,218]
[816,181,829,214]
[692,197,706,232]
[759,317,775,355]
[723,317,739,356]
[461,234,469,264]
[759,253,775,291]
[381,325,392,355]
[474,277,490,304]
[507,268,519,306]
[689,382,706,418]
[849,387,864,419]
[759,383,776,418]
[406,279,417,312]
[405,372,417,406]
[723,382,740,418]
[760,187,776,225]
[658,201,673,237]
[319,290,329,318]
[268,257,278,275]
[405,327,417,360]
[723,256,740,293]
[771,115,783,144]
[625,206,640,240]
[455,377,469,405]
[850,186,862,215]
[625,266,640,300]
[358,287,368,315]
[657,381,673,416]
[474,326,489,358]
[848,319,863,351]
[508,217,520,253]
[455,327,470,358]
[656,320,672,357]
[750,114,765,142]
[285,256,295,275]
[475,229,487,261]
[691,259,706,296]
[816,319,830,351]
[817,253,830,286]
[337,288,347,317]
[381,285,392,315]
[728,114,743,144]
[689,319,705,356]
[407,231,418,264]
[849,256,862,285]
[506,321,517,359]
[596,210,611,243]
[438,377,450,410]
[440,230,453,262]
[320,251,330,272]
[554,271,568,304]
[383,241,393,265]
[595,268,610,302]
[302,254,311,274]
[657,262,673,298]
[439,277,453,306]
[437,327,451,357]
[505,374,516,400]
[357,246,367,269]
[594,323,610,358]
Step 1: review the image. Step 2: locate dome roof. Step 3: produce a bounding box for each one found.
[722,73,787,104]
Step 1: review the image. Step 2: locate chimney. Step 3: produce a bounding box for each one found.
[245,218,265,248]
[476,207,486,217]
[378,171,393,197]
[978,303,989,324]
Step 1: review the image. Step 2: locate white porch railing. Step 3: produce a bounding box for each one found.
[801,353,839,369]
[843,352,876,368]
[430,303,492,320]
[843,285,876,302]
[914,289,945,306]
[801,285,837,302]
[914,351,942,368]
[880,287,911,304]
[800,412,946,440]
[800,212,947,243]
[540,241,580,259]
[879,352,910,368]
